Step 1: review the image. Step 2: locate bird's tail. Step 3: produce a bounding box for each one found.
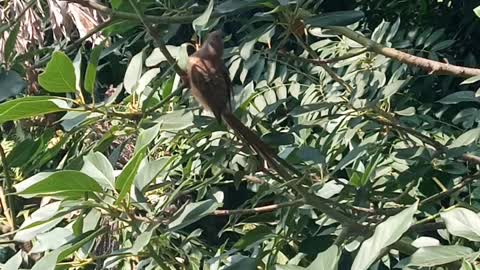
[221,112,299,178]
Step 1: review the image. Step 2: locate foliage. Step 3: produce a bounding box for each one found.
[0,0,480,269]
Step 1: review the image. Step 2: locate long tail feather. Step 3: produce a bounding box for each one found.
[221,112,300,178]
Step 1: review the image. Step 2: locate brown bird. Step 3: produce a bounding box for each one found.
[187,31,299,177]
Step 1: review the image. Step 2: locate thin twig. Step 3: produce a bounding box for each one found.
[366,114,480,166]
[420,173,479,206]
[326,26,480,78]
[278,48,368,65]
[212,199,304,216]
[0,187,13,230]
[0,143,16,229]
[292,32,353,93]
[144,86,184,114]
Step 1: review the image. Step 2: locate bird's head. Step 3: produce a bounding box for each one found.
[204,30,224,57]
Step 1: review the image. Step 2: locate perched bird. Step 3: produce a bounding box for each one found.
[187,30,298,177]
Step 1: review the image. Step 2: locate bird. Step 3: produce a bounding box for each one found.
[187,30,299,177]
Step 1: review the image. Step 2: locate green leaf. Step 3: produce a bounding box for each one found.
[431,39,455,51]
[0,96,69,124]
[115,149,145,205]
[129,230,153,255]
[84,42,104,93]
[154,109,194,131]
[192,0,215,33]
[332,145,368,174]
[73,49,82,91]
[258,25,276,45]
[240,39,256,60]
[135,124,160,152]
[145,46,180,67]
[290,103,335,117]
[60,111,92,131]
[81,152,116,190]
[124,51,144,94]
[474,5,480,18]
[168,200,221,231]
[4,22,21,63]
[0,70,25,102]
[3,251,22,270]
[134,68,160,95]
[223,257,257,270]
[38,51,77,93]
[216,0,262,14]
[234,226,272,250]
[306,245,339,270]
[134,157,171,190]
[115,125,160,204]
[352,153,381,188]
[58,227,106,261]
[33,227,74,252]
[32,247,65,270]
[438,91,480,104]
[305,11,365,27]
[14,171,103,198]
[14,202,63,242]
[380,80,406,99]
[449,128,480,148]
[276,266,305,270]
[440,208,480,241]
[398,245,474,267]
[352,202,418,270]
[461,75,480,85]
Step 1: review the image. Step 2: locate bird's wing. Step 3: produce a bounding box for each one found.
[189,57,229,121]
[221,62,233,112]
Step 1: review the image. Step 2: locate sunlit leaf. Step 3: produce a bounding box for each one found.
[352,202,418,270]
[38,51,77,93]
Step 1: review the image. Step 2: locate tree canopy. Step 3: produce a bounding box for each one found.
[0,0,480,269]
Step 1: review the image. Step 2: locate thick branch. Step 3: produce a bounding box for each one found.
[326,26,480,78]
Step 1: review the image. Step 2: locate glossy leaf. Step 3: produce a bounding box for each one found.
[440,208,480,241]
[306,245,339,270]
[38,51,77,93]
[14,171,103,198]
[192,0,214,32]
[124,51,144,94]
[3,251,22,270]
[352,202,418,270]
[84,42,104,93]
[81,152,116,189]
[438,91,480,104]
[398,245,474,267]
[0,96,69,123]
[168,200,221,231]
[14,202,63,242]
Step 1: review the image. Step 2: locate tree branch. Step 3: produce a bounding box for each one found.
[326,26,480,78]
[420,172,479,206]
[212,199,304,216]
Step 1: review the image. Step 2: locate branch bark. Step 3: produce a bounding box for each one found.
[326,26,480,78]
